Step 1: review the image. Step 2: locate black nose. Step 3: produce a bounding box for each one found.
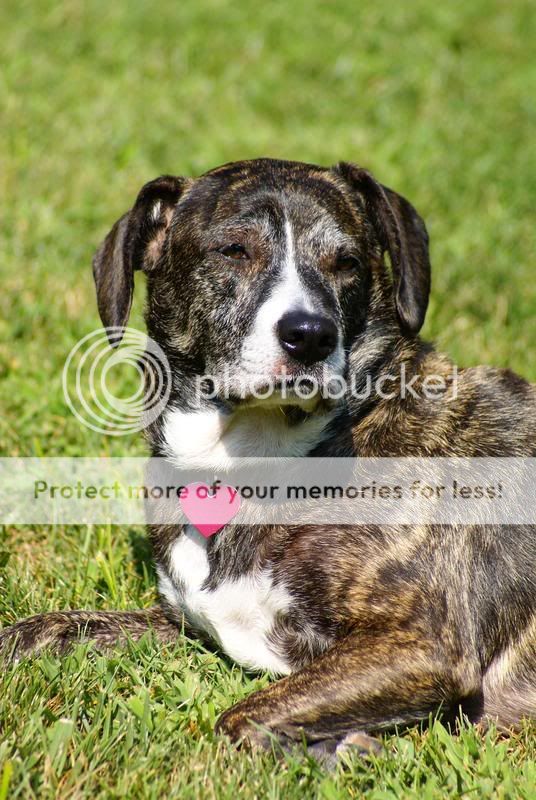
[277,311,338,366]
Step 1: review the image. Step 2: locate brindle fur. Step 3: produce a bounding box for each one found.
[1,159,535,760]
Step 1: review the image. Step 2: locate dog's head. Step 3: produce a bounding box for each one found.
[93,159,430,416]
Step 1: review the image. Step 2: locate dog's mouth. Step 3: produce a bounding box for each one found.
[225,374,343,413]
[235,382,320,411]
[197,360,347,413]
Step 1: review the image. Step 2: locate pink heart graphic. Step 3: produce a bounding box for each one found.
[179,483,241,537]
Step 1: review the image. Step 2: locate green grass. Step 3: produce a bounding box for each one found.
[1,0,535,796]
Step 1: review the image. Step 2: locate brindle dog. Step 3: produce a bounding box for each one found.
[1,159,535,761]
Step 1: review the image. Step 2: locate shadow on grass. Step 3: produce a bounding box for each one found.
[128,528,156,583]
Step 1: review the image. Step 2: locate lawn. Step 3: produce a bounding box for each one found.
[0,0,535,796]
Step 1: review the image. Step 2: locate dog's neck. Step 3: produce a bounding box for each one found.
[157,401,338,470]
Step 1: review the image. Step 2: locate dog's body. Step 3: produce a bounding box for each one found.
[2,159,535,757]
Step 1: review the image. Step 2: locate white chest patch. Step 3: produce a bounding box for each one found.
[157,526,293,675]
[162,405,334,470]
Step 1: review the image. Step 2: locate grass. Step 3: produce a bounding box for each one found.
[0,0,535,796]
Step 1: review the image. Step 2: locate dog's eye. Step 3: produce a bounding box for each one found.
[335,255,359,273]
[219,244,249,261]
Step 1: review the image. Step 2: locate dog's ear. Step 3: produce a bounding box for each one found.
[335,162,431,334]
[92,175,187,345]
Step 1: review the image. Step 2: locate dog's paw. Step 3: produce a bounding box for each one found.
[335,731,383,758]
[306,731,382,770]
[215,707,272,750]
[215,706,383,769]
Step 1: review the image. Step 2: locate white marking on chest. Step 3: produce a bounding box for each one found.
[162,405,334,469]
[158,526,293,675]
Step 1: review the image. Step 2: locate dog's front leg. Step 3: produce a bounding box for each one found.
[216,627,482,753]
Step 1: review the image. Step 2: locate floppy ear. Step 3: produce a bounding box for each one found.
[336,162,431,334]
[92,175,187,345]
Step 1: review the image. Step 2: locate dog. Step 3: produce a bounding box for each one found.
[1,158,535,761]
